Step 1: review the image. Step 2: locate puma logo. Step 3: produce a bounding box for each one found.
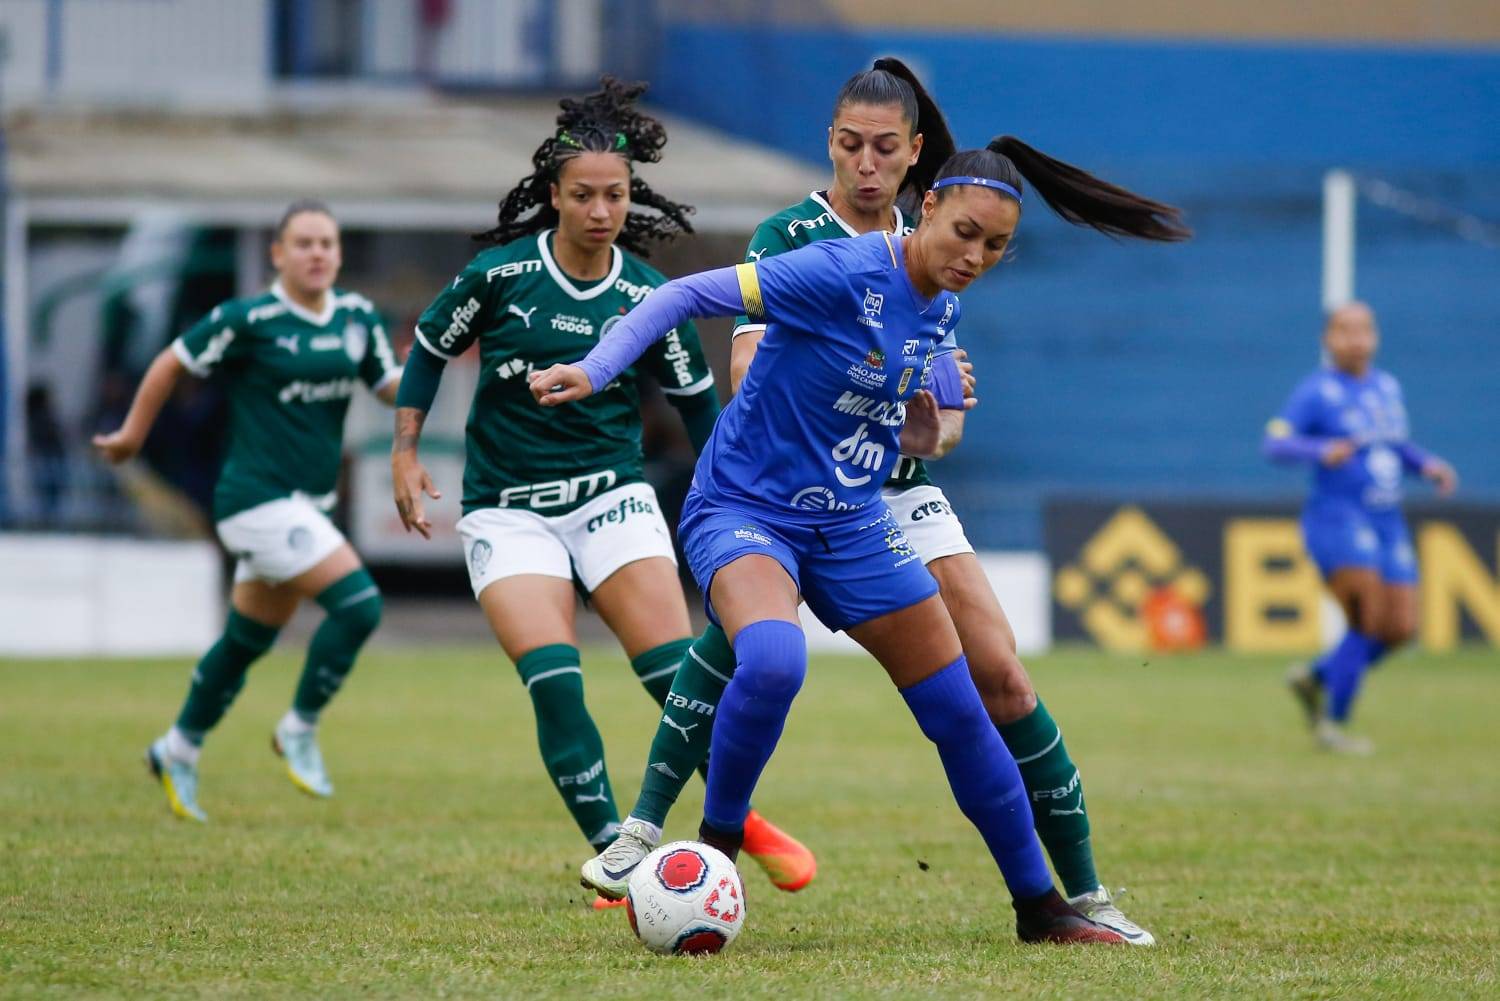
[661,714,697,743]
[275,335,299,354]
[507,304,538,328]
[747,248,768,261]
[1049,800,1086,817]
[574,784,609,804]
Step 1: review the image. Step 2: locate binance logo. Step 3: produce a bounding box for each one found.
[1054,507,1211,650]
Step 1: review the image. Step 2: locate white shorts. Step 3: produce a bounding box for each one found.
[882,484,975,564]
[216,494,347,585]
[456,481,677,598]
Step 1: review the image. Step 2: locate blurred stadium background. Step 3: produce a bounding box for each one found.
[1,0,1497,658]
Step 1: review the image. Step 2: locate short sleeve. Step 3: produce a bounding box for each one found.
[356,308,401,392]
[733,220,796,336]
[735,240,848,335]
[414,259,495,359]
[643,318,715,397]
[172,301,249,378]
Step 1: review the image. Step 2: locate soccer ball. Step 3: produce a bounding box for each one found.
[626,841,745,955]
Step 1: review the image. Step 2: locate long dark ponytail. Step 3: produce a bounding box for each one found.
[473,76,694,256]
[833,57,957,206]
[932,136,1191,242]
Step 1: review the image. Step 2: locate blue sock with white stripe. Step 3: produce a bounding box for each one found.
[1320,630,1386,722]
[901,656,1055,901]
[702,621,806,832]
[516,643,619,847]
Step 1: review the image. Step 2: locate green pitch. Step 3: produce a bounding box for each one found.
[2,646,1495,999]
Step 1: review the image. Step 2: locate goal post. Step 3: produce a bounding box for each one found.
[1321,168,1356,312]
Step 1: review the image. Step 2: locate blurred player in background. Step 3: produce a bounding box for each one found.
[1265,302,1457,754]
[580,58,1187,944]
[388,79,806,902]
[94,201,402,821]
[534,135,1185,943]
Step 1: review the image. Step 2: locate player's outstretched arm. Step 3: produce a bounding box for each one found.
[531,265,747,407]
[92,347,186,464]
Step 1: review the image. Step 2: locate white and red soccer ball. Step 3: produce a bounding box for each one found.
[626,841,744,955]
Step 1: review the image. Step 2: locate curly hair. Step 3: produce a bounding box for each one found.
[473,77,694,256]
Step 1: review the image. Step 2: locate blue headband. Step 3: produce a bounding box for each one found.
[931,175,1023,204]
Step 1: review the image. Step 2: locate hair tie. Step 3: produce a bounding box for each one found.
[931,175,1022,204]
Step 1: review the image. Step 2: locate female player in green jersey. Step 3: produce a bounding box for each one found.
[95,200,401,822]
[582,59,1188,944]
[389,79,810,902]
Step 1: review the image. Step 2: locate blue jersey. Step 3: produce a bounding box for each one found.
[1275,367,1414,510]
[695,231,960,522]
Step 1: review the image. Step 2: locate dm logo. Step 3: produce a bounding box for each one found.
[469,539,493,577]
[862,288,884,317]
[655,847,709,894]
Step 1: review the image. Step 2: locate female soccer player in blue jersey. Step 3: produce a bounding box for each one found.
[389,79,807,901]
[95,201,401,821]
[533,138,1185,943]
[1265,302,1456,754]
[579,58,1186,944]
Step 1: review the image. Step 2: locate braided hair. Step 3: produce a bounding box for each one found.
[474,77,694,256]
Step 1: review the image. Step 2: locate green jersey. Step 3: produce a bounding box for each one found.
[414,230,715,516]
[173,282,399,521]
[734,191,935,489]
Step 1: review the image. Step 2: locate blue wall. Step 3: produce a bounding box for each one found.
[649,28,1500,546]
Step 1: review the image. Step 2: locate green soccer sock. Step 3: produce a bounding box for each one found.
[631,624,735,828]
[631,638,693,705]
[292,568,382,722]
[517,644,620,847]
[175,609,280,742]
[997,700,1101,898]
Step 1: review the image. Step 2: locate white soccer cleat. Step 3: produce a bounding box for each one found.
[1066,887,1156,946]
[272,720,334,797]
[145,738,207,822]
[1315,718,1374,756]
[580,818,660,900]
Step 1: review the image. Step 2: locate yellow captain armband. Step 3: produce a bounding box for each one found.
[1265,418,1293,438]
[735,263,765,321]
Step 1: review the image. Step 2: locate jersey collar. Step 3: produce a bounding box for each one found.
[270,281,336,326]
[810,190,906,238]
[537,231,623,301]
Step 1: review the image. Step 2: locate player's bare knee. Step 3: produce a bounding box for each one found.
[968,650,1036,725]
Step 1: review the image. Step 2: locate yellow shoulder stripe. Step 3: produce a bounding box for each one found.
[736,263,765,321]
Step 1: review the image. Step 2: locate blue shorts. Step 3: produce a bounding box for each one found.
[1302,502,1417,585]
[679,488,940,633]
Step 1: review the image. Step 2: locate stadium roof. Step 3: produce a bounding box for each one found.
[4,96,824,233]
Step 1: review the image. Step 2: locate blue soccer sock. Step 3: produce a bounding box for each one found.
[701,620,806,832]
[1318,630,1386,722]
[901,656,1054,901]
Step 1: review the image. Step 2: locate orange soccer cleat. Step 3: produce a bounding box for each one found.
[591,894,627,911]
[741,809,817,892]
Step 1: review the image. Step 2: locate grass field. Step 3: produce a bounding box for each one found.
[2,645,1496,999]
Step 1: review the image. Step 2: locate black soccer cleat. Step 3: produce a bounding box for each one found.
[1014,889,1126,945]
